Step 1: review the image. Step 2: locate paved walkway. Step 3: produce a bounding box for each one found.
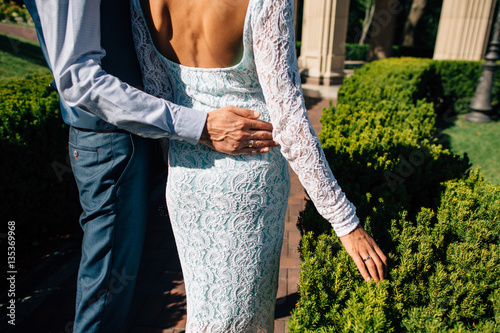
[0,22,39,43]
[129,96,335,333]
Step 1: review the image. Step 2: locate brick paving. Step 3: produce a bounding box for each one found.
[130,97,334,333]
[0,22,39,43]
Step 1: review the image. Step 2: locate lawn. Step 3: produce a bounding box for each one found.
[442,114,500,185]
[0,32,49,80]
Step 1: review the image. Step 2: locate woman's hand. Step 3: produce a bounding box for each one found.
[339,225,388,283]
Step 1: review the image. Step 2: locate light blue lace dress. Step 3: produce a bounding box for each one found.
[131,0,360,331]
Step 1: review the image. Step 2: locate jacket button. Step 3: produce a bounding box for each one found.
[73,150,79,158]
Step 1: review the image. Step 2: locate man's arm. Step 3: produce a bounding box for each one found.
[25,0,275,153]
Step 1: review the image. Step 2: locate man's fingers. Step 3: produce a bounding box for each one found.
[228,106,261,119]
[209,138,276,156]
[203,106,276,155]
[236,139,278,151]
[239,147,271,155]
[229,140,278,155]
[244,118,273,131]
[227,106,273,131]
[253,139,278,148]
[242,139,278,148]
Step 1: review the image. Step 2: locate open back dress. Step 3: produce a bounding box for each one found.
[131,0,360,331]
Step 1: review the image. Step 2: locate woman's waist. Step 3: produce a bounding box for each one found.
[167,140,285,170]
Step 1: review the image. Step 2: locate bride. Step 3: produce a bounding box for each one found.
[131,0,387,331]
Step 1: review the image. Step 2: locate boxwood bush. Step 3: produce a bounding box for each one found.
[345,44,369,61]
[433,61,500,115]
[290,58,500,332]
[0,1,31,24]
[1,73,80,250]
[344,44,435,61]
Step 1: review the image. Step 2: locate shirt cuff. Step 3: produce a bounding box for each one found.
[172,104,207,145]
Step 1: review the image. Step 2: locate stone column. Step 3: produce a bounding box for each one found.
[434,0,497,60]
[298,0,350,85]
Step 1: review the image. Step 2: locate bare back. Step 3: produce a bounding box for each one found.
[141,0,250,68]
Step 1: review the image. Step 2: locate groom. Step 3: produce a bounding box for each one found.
[24,0,275,332]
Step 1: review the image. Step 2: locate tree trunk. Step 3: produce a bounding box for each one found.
[359,2,376,45]
[402,0,427,47]
[368,0,400,61]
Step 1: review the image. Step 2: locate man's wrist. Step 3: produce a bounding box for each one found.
[198,123,210,145]
[171,104,207,144]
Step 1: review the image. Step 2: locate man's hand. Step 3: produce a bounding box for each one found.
[199,106,278,155]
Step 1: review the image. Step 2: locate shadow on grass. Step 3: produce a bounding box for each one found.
[0,33,47,67]
[435,106,500,152]
[434,108,458,152]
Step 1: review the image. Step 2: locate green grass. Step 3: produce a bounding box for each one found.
[0,33,49,80]
[442,114,500,185]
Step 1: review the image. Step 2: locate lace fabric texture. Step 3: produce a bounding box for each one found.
[131,0,359,331]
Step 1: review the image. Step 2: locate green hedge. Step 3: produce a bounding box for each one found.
[0,73,80,250]
[345,44,369,61]
[290,58,500,332]
[0,1,31,24]
[433,61,500,114]
[344,44,434,61]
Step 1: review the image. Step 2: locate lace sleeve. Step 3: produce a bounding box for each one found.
[252,0,359,237]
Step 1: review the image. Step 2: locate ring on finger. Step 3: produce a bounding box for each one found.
[248,140,254,148]
[363,256,371,262]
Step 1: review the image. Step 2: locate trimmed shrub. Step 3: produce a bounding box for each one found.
[392,46,434,59]
[344,45,434,61]
[345,44,369,61]
[291,172,499,332]
[0,73,80,250]
[290,58,500,331]
[433,61,500,114]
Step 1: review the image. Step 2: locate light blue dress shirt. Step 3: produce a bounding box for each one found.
[24,0,207,143]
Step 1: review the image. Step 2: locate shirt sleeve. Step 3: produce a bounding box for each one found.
[29,0,206,142]
[252,0,360,237]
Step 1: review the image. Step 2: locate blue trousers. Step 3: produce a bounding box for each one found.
[69,127,167,332]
